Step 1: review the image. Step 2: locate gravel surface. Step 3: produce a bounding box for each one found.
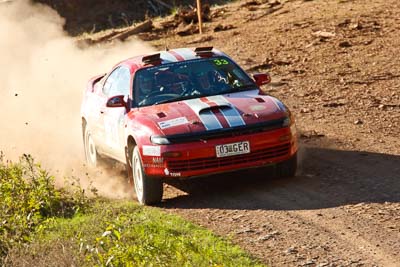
[147,0,400,266]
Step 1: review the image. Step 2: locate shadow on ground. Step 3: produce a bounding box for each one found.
[160,146,400,210]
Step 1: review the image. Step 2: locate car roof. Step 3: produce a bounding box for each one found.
[116,47,227,73]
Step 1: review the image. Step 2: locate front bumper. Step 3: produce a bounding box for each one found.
[141,127,297,178]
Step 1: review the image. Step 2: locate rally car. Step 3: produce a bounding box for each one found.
[81,47,298,205]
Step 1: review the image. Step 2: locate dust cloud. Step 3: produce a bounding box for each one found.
[0,0,153,198]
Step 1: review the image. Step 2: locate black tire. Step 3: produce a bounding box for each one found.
[125,145,134,187]
[275,152,297,178]
[132,146,163,205]
[83,125,98,167]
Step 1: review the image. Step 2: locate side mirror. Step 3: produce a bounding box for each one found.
[253,73,271,86]
[106,95,128,109]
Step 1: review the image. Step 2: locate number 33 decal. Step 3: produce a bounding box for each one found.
[213,59,229,66]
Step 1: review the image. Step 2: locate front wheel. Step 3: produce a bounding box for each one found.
[132,146,163,205]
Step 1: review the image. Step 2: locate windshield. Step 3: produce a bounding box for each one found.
[133,56,256,107]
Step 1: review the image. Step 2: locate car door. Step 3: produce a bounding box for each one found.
[100,66,131,161]
[86,74,109,153]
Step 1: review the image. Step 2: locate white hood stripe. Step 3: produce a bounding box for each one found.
[219,108,245,127]
[207,95,246,127]
[184,96,246,130]
[184,99,222,130]
[199,110,223,130]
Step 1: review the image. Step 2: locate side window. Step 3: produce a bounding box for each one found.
[103,68,121,96]
[103,67,131,97]
[112,67,130,96]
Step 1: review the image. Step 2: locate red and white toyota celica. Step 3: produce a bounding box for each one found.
[81,47,298,204]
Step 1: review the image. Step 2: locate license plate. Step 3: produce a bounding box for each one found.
[216,141,250,158]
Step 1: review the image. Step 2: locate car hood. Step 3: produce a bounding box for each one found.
[134,90,288,137]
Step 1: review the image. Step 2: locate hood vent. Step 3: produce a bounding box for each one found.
[156,112,166,118]
[255,97,265,103]
[198,104,231,114]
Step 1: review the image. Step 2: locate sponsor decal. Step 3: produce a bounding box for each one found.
[250,104,266,111]
[143,163,164,168]
[158,117,189,129]
[164,168,170,175]
[163,168,181,177]
[152,157,164,164]
[142,145,161,156]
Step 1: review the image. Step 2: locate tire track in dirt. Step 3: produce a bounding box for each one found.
[161,146,400,266]
[253,184,399,266]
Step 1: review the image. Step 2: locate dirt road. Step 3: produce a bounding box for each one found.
[146,0,400,266]
[161,146,399,266]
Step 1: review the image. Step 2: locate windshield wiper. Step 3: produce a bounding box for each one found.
[218,84,256,95]
[154,95,198,105]
[234,84,257,91]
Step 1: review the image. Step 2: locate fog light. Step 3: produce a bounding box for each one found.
[162,151,182,158]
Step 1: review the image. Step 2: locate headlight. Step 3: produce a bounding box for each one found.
[150,135,170,145]
[282,116,297,136]
[282,117,291,127]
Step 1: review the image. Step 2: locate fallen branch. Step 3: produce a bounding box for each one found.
[110,20,153,41]
[245,6,283,22]
[92,29,126,43]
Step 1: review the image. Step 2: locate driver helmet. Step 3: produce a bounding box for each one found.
[194,71,212,91]
[168,81,185,94]
[140,75,153,94]
[156,71,186,94]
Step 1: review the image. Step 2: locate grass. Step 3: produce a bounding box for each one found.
[0,154,264,266]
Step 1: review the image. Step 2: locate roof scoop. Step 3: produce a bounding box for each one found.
[195,46,214,57]
[142,53,161,65]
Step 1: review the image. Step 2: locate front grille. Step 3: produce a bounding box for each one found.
[165,118,286,144]
[167,143,290,172]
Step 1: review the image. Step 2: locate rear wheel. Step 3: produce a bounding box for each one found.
[275,152,297,178]
[132,146,163,205]
[83,125,98,167]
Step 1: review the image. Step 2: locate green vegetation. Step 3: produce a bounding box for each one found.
[0,154,264,266]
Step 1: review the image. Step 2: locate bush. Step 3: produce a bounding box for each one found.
[0,153,89,264]
[78,203,263,267]
[0,154,264,266]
